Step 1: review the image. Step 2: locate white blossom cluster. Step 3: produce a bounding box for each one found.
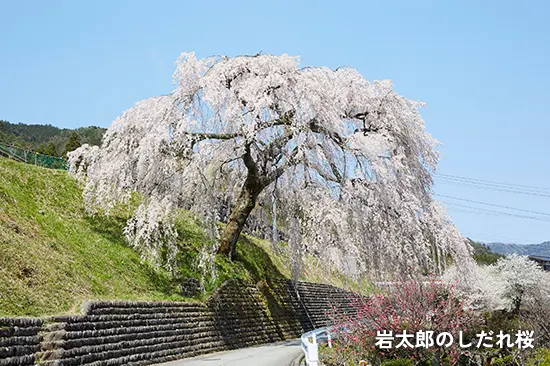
[443,254,550,312]
[68,52,472,276]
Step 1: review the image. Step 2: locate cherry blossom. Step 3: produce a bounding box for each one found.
[69,52,471,275]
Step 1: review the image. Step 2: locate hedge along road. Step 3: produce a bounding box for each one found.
[154,340,303,366]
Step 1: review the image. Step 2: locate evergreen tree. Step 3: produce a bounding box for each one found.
[37,142,58,156]
[64,131,82,156]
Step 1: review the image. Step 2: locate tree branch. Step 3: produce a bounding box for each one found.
[184,132,241,140]
[262,146,300,186]
[308,120,346,147]
[242,143,261,186]
[318,143,343,182]
[308,161,341,184]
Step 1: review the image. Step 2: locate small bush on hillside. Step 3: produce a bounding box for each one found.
[381,359,415,366]
[526,348,550,365]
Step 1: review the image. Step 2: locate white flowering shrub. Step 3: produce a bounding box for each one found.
[444,254,550,313]
[443,262,506,311]
[69,52,471,274]
[494,254,549,313]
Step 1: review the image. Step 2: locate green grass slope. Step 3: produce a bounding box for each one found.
[0,157,181,316]
[0,156,361,317]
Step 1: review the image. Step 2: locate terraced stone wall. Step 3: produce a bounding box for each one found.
[0,280,359,366]
[0,318,42,366]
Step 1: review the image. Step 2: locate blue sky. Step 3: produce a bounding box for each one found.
[1,0,549,244]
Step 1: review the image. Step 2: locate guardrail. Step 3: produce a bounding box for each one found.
[300,327,333,366]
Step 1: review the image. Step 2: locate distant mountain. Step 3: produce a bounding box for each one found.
[0,120,105,157]
[486,241,550,258]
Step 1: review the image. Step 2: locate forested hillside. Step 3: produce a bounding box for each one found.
[469,240,504,265]
[0,119,105,157]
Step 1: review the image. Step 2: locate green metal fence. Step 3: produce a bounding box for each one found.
[0,144,68,170]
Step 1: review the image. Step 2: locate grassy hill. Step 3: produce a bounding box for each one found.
[0,156,360,317]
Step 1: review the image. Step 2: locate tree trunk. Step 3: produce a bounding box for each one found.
[512,290,523,315]
[218,184,259,259]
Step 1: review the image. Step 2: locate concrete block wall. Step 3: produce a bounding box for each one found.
[207,279,284,348]
[0,317,43,366]
[0,279,359,366]
[38,302,220,366]
[293,281,359,328]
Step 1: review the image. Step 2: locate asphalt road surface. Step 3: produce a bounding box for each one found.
[154,340,303,366]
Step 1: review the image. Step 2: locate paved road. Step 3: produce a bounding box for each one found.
[154,340,302,366]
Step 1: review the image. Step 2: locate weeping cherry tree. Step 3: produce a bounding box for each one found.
[69,52,471,276]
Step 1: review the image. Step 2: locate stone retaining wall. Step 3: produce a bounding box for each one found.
[0,318,42,366]
[0,279,358,366]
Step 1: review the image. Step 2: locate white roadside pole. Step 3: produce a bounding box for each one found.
[301,328,333,366]
[307,333,319,366]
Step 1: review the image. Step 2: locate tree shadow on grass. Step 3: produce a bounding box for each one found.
[85,213,292,300]
[233,236,286,283]
[86,213,178,297]
[86,213,128,245]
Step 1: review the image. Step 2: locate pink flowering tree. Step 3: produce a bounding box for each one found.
[329,276,479,364]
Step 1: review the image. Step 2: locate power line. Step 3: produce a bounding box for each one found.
[434,173,550,242]
[462,231,537,244]
[446,207,550,225]
[434,177,550,198]
[435,173,550,193]
[435,194,550,217]
[444,202,550,223]
[434,175,550,194]
[447,207,525,219]
[463,233,511,242]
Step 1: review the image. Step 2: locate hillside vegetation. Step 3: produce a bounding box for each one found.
[0,119,105,157]
[0,156,360,317]
[470,240,504,265]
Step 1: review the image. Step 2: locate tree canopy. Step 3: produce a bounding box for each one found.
[69,52,471,278]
